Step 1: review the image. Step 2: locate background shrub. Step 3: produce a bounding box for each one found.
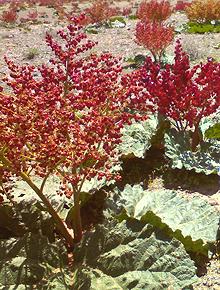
[135,21,174,62]
[186,0,220,23]
[137,0,173,23]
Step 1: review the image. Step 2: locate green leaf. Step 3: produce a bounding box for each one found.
[124,54,147,69]
[119,116,158,158]
[128,15,137,20]
[0,205,26,238]
[200,114,220,136]
[74,220,198,289]
[81,163,121,193]
[117,184,220,255]
[0,233,72,288]
[164,128,220,175]
[205,123,220,139]
[85,27,99,34]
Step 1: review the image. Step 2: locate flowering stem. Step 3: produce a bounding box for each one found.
[63,57,70,98]
[0,154,75,249]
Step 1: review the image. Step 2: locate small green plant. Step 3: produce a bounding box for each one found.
[25,47,40,60]
[187,21,220,33]
[85,26,99,34]
[128,14,138,20]
[213,43,220,49]
[124,54,147,69]
[107,16,126,28]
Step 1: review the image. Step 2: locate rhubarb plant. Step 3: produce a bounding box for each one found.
[0,15,145,248]
[125,40,220,151]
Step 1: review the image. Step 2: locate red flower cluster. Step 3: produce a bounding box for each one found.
[186,0,220,23]
[123,40,220,132]
[1,15,134,188]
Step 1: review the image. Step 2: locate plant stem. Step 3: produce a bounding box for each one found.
[0,154,75,249]
[191,121,201,152]
[71,185,83,243]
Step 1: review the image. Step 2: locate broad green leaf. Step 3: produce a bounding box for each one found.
[0,233,72,288]
[117,184,219,255]
[200,114,220,137]
[165,128,220,175]
[0,205,26,239]
[205,123,220,139]
[119,116,158,158]
[74,221,198,289]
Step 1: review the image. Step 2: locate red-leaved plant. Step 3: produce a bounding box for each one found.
[135,20,174,62]
[0,15,144,249]
[122,40,220,150]
[175,0,191,12]
[137,0,173,23]
[122,6,132,16]
[81,0,120,25]
[1,8,17,24]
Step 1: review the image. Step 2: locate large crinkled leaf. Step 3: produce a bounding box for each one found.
[74,220,198,290]
[74,269,122,290]
[81,164,121,193]
[0,233,72,289]
[117,184,219,255]
[119,116,158,158]
[164,128,220,175]
[0,200,56,242]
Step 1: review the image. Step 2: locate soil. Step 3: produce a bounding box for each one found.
[0,0,219,289]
